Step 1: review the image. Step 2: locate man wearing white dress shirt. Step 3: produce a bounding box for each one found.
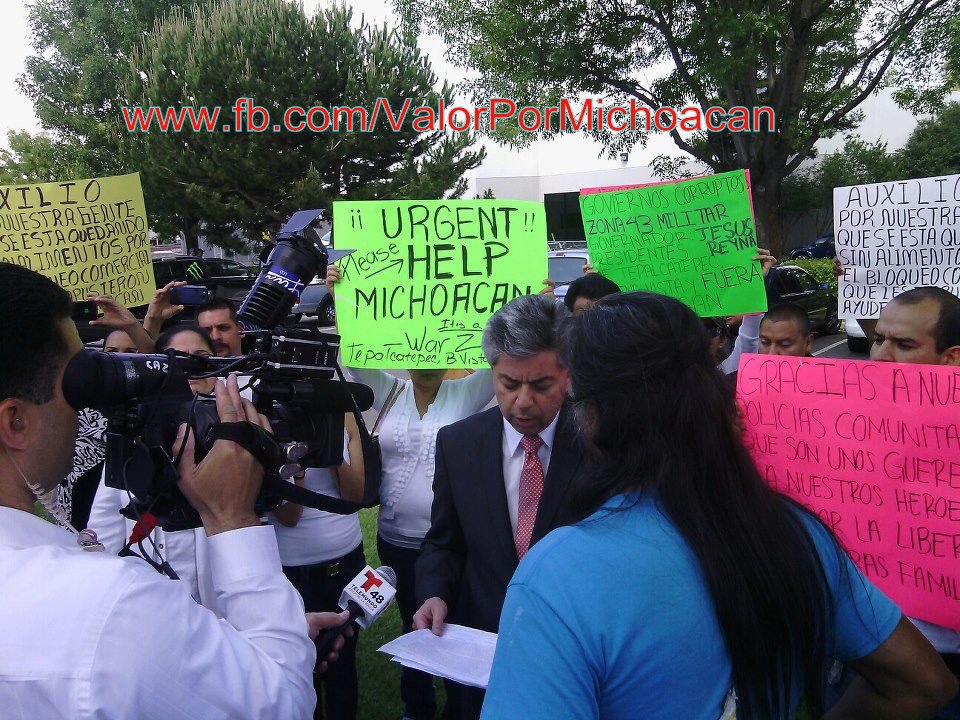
[0,263,345,720]
[413,294,584,720]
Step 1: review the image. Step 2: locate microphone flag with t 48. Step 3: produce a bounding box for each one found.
[314,565,397,656]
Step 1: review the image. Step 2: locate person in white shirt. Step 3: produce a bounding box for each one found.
[0,263,348,719]
[325,263,495,720]
[267,415,367,720]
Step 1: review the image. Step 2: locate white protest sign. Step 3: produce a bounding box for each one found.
[834,174,960,319]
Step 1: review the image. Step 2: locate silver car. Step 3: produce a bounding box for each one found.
[548,250,591,303]
[291,281,336,325]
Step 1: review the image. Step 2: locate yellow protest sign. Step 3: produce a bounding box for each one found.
[0,173,155,306]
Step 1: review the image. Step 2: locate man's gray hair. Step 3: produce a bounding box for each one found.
[482,294,571,365]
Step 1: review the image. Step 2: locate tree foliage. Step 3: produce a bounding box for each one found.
[898,102,960,179]
[782,138,902,218]
[18,0,198,175]
[782,102,960,220]
[124,0,484,247]
[8,0,482,250]
[0,131,96,185]
[396,0,958,256]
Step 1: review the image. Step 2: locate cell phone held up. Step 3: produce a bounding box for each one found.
[168,285,211,306]
[71,300,99,323]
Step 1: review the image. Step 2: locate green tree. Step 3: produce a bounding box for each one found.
[18,0,198,176]
[898,102,960,179]
[0,131,96,185]
[396,0,958,257]
[782,138,902,218]
[125,0,484,248]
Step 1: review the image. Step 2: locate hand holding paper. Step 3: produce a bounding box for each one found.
[379,624,498,689]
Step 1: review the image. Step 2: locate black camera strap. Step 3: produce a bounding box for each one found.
[204,419,352,513]
[273,480,362,514]
[332,361,375,446]
[202,362,381,515]
[332,360,382,507]
[271,360,382,513]
[205,421,284,471]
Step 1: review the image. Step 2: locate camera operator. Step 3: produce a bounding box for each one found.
[0,263,348,719]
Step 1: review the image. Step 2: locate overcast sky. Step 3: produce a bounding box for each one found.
[0,0,930,180]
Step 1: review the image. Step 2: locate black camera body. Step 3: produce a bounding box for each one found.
[64,328,365,530]
[62,209,373,530]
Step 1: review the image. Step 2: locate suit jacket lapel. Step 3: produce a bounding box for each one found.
[476,408,516,564]
[532,405,582,543]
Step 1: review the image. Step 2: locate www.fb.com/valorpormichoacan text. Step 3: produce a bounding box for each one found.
[121,97,776,134]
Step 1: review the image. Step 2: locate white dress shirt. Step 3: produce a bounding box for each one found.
[87,471,219,613]
[720,313,762,374]
[0,506,316,719]
[502,413,560,534]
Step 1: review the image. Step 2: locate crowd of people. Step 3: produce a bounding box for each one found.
[0,250,958,720]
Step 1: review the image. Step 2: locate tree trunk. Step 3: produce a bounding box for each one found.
[181,218,200,254]
[750,171,786,260]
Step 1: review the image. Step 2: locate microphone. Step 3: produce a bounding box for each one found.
[314,565,397,657]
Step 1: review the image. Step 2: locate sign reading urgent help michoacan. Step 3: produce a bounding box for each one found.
[333,200,547,369]
[579,170,767,316]
[0,172,155,307]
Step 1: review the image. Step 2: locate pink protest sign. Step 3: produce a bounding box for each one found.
[737,353,960,630]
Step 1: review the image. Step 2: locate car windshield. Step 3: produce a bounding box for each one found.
[548,256,586,283]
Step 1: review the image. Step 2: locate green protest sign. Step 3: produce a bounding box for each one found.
[579,170,767,316]
[332,200,547,368]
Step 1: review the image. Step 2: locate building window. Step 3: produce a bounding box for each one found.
[544,192,586,244]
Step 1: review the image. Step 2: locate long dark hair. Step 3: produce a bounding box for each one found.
[562,292,833,720]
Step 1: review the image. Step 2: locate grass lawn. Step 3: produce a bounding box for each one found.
[354,508,446,720]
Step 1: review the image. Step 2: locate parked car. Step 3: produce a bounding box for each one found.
[151,256,258,305]
[845,318,869,353]
[789,234,835,259]
[765,264,840,334]
[77,256,259,344]
[547,249,591,304]
[290,281,336,326]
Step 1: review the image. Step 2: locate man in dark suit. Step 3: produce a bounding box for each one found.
[413,294,583,719]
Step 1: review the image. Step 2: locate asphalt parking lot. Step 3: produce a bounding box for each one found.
[811,322,866,360]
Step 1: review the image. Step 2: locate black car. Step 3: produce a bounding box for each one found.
[789,234,835,259]
[151,257,258,305]
[78,256,259,344]
[765,264,839,334]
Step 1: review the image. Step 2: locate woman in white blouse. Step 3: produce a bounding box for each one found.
[267,416,367,720]
[326,265,494,720]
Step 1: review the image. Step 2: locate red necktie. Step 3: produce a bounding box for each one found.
[515,435,545,560]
